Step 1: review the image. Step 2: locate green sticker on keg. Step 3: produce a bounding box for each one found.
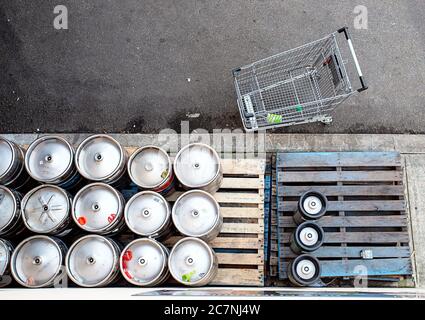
[267,113,282,124]
[182,270,196,282]
[161,169,169,179]
[296,105,303,112]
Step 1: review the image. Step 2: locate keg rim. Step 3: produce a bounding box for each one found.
[0,138,16,181]
[290,254,321,286]
[173,143,222,189]
[11,235,64,288]
[168,237,215,286]
[0,239,12,275]
[71,182,124,233]
[75,134,126,182]
[65,234,120,288]
[21,184,71,234]
[294,221,324,252]
[24,135,75,183]
[298,190,328,220]
[0,185,19,235]
[120,238,167,287]
[127,145,172,189]
[124,190,170,236]
[172,190,221,238]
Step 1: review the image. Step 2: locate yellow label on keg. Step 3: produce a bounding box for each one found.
[182,270,196,282]
[161,169,169,179]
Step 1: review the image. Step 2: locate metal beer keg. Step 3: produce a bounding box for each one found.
[0,186,25,236]
[290,221,324,254]
[0,239,13,287]
[288,254,321,287]
[294,190,328,224]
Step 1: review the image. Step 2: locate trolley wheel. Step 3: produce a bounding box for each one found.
[288,254,321,287]
[320,116,333,125]
[290,221,325,254]
[294,190,328,224]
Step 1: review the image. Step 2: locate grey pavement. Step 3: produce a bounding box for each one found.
[1,0,424,134]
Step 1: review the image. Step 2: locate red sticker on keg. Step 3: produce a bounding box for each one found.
[107,213,116,223]
[77,216,87,225]
[124,269,133,280]
[122,250,133,261]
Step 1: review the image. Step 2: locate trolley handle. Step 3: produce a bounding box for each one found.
[338,27,368,92]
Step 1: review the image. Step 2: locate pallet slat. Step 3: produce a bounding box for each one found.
[216,253,263,265]
[211,269,262,286]
[279,185,405,197]
[280,246,411,258]
[167,192,262,204]
[279,200,406,212]
[279,232,409,244]
[278,171,403,183]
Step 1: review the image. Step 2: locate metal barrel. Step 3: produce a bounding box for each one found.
[288,254,321,287]
[0,186,25,237]
[66,235,121,287]
[174,143,223,193]
[120,238,169,287]
[25,135,82,189]
[124,191,172,239]
[75,134,128,186]
[294,190,328,224]
[168,237,218,287]
[172,190,223,242]
[72,183,126,235]
[11,235,67,288]
[22,185,73,235]
[0,137,33,190]
[128,145,176,196]
[0,239,14,287]
[290,221,324,254]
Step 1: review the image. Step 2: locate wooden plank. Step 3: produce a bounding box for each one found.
[167,192,262,204]
[278,215,408,228]
[279,185,405,197]
[221,177,263,189]
[216,253,263,265]
[220,207,262,218]
[320,258,412,277]
[279,232,410,243]
[211,268,262,286]
[279,200,406,212]
[277,152,401,168]
[163,236,262,249]
[222,223,262,234]
[280,246,411,258]
[221,159,265,175]
[278,171,402,183]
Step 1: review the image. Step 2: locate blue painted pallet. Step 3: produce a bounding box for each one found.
[275,151,412,281]
[264,169,272,264]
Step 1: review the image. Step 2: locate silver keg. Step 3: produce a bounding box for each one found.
[120,238,169,287]
[172,190,223,242]
[66,235,121,287]
[0,239,13,287]
[168,237,218,286]
[72,183,125,234]
[124,191,172,238]
[25,135,81,189]
[128,145,175,195]
[22,185,72,235]
[11,235,67,288]
[174,143,223,193]
[0,137,32,189]
[75,134,128,185]
[0,186,25,236]
[288,254,322,287]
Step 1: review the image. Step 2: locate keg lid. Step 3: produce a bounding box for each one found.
[0,186,17,234]
[25,136,73,183]
[303,195,323,216]
[174,143,221,188]
[72,183,123,232]
[121,238,167,286]
[66,235,119,287]
[22,185,70,234]
[299,226,319,247]
[128,146,171,188]
[295,258,317,280]
[172,190,220,237]
[76,135,125,181]
[125,191,170,236]
[0,239,11,276]
[0,139,14,180]
[11,236,63,288]
[169,237,214,285]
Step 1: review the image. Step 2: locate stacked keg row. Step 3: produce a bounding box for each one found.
[0,135,223,288]
[287,190,328,287]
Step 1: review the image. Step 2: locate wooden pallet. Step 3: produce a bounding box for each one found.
[276,152,413,281]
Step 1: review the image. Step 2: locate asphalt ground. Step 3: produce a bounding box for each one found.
[1,0,424,133]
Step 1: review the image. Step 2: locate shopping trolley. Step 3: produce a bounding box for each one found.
[232,27,368,131]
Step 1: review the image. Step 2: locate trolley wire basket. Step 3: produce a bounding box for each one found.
[232,27,368,131]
